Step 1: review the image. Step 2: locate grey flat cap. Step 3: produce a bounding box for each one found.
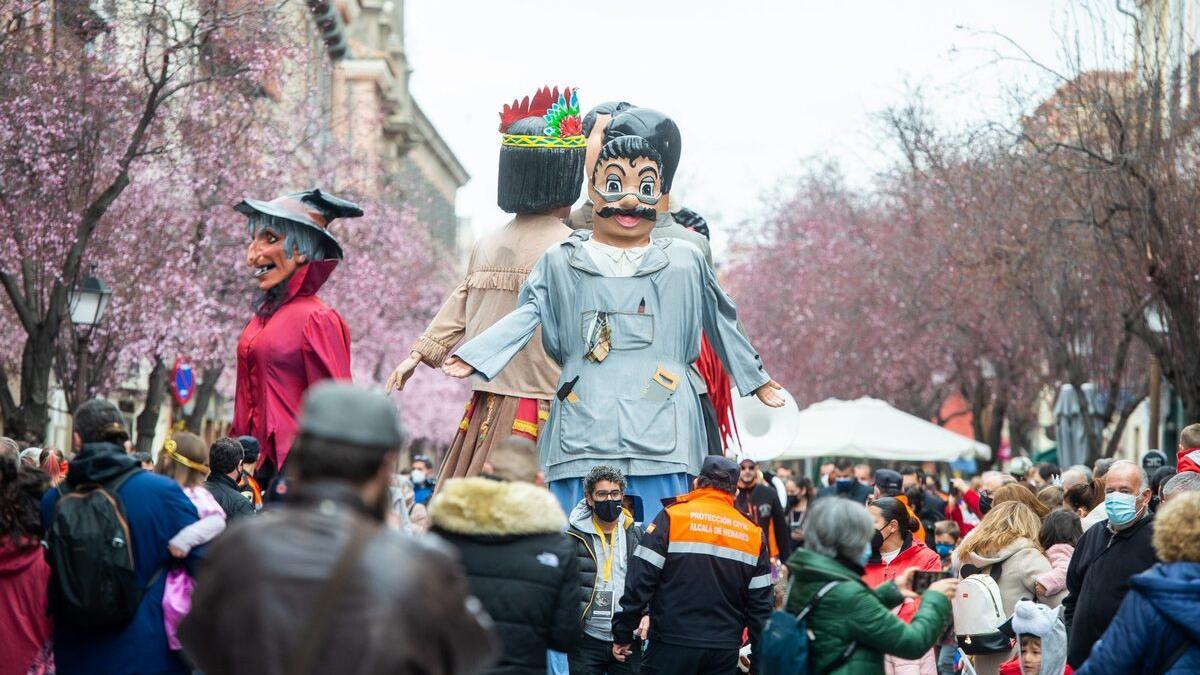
[298,382,404,448]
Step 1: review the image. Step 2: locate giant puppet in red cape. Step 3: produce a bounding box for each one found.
[231,189,361,493]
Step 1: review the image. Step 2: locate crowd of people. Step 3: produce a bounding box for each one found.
[3,394,1200,675]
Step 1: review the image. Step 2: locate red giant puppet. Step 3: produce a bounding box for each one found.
[231,189,362,495]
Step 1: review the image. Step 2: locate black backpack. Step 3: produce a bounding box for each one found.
[46,468,159,629]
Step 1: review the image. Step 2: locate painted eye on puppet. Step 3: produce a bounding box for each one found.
[639,177,656,197]
[605,175,622,193]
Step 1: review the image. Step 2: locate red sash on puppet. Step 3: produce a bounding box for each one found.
[696,332,738,450]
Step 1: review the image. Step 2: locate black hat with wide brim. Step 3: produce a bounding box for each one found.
[234,188,363,261]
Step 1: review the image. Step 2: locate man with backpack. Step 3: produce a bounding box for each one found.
[40,399,201,675]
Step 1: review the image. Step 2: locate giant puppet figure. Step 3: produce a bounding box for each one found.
[231,189,362,492]
[445,111,784,522]
[386,87,583,478]
[574,106,736,456]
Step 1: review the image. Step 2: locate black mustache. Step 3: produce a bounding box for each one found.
[597,205,657,222]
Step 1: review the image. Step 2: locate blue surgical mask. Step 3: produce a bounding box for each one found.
[836,478,854,494]
[1105,492,1139,526]
[858,541,872,566]
[936,543,954,559]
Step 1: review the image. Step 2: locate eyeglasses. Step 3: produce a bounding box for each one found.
[593,187,662,206]
[592,490,624,500]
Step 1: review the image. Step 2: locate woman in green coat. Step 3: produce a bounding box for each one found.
[785,497,959,675]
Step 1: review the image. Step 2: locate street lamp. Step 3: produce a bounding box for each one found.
[68,273,112,406]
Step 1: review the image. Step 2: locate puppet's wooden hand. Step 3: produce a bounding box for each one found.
[754,380,785,408]
[442,356,475,379]
[385,352,422,393]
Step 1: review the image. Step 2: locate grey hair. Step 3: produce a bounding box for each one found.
[981,470,1016,485]
[803,497,873,561]
[1108,459,1149,490]
[1060,468,1089,491]
[1162,471,1200,501]
[247,213,329,261]
[0,437,19,469]
[1094,458,1116,480]
[1067,464,1094,482]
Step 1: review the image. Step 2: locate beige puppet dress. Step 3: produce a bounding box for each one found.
[411,214,569,479]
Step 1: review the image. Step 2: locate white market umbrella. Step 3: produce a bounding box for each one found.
[772,396,992,462]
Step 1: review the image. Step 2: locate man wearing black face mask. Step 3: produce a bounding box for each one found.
[816,458,873,505]
[566,466,646,674]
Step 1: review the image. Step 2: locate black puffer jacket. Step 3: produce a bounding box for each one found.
[431,478,581,675]
[205,473,255,521]
[565,499,644,621]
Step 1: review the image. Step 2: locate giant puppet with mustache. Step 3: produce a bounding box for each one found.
[231,189,362,498]
[442,108,784,522]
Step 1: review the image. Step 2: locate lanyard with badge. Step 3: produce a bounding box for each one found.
[591,517,617,621]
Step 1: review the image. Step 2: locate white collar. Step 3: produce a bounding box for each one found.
[584,238,650,261]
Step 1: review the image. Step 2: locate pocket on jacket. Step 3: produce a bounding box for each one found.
[560,399,618,455]
[580,311,654,351]
[618,398,676,455]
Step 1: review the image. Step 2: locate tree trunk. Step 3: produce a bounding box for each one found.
[8,330,55,445]
[135,358,167,454]
[184,365,223,434]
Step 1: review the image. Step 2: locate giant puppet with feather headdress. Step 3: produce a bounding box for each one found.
[231,189,362,497]
[386,86,584,480]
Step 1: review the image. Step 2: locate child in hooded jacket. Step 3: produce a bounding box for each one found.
[1034,510,1082,598]
[999,600,1073,675]
[155,434,226,651]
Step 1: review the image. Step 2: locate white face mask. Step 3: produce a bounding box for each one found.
[411,469,427,485]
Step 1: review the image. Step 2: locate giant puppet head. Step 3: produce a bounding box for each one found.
[497,86,586,214]
[587,134,665,247]
[235,189,363,303]
[587,108,680,247]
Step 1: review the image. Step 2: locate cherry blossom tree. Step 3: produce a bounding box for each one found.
[0,0,294,442]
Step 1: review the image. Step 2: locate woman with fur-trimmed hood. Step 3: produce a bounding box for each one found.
[1077,491,1200,674]
[430,476,581,674]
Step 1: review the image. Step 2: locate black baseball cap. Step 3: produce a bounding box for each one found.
[701,455,739,484]
[875,469,903,494]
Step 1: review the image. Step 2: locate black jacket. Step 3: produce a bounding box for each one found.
[613,487,772,653]
[815,481,873,505]
[565,501,645,623]
[430,478,580,675]
[1064,513,1157,669]
[205,473,255,521]
[735,482,790,558]
[179,481,500,675]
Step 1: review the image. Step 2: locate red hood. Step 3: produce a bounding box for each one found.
[1179,446,1200,473]
[0,539,43,576]
[282,259,338,302]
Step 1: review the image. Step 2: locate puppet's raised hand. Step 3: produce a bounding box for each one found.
[385,352,422,394]
[442,356,476,379]
[755,380,785,408]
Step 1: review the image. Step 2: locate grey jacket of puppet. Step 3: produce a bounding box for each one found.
[455,229,770,482]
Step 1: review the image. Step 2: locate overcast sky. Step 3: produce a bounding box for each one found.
[404,1,1127,254]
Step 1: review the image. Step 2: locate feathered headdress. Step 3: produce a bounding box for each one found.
[499,86,584,148]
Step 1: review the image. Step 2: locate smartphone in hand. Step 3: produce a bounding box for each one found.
[911,570,949,594]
